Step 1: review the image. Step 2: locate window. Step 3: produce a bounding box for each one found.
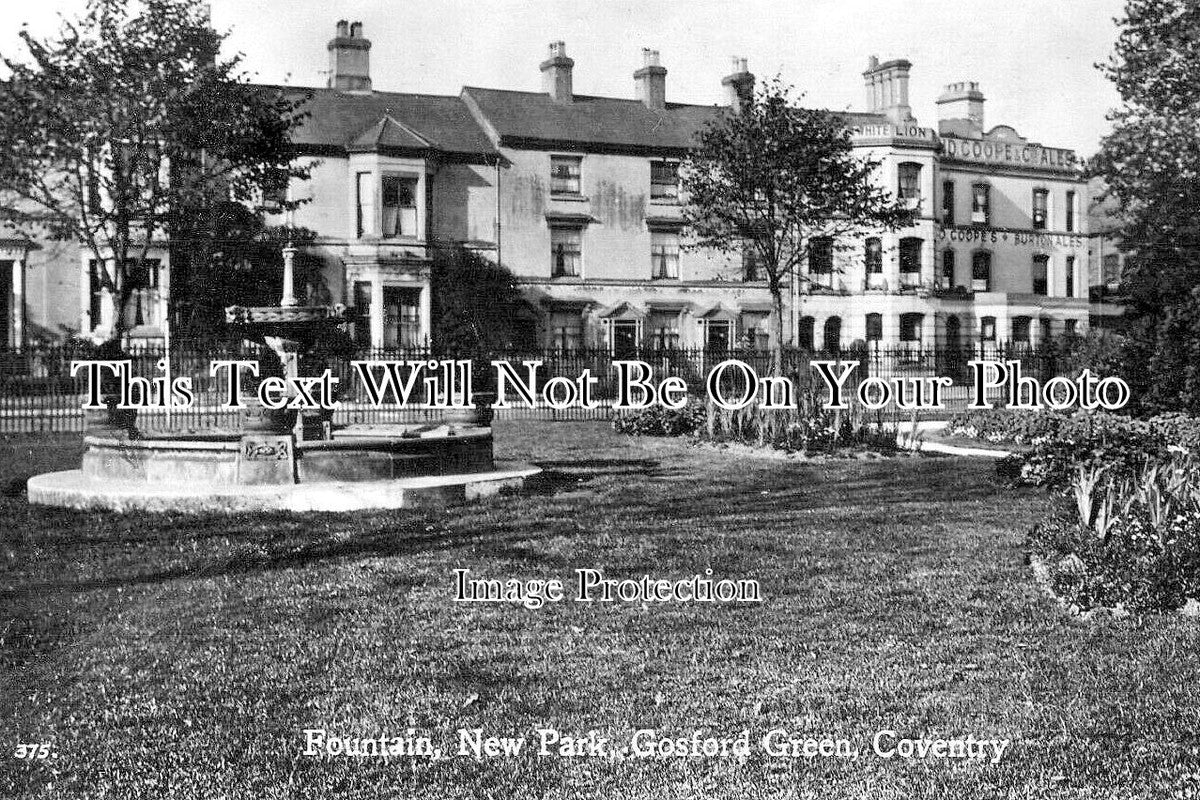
[971,183,990,225]
[980,316,996,342]
[865,237,882,274]
[551,227,582,277]
[552,325,581,351]
[1065,256,1076,298]
[809,237,833,273]
[1065,318,1078,336]
[705,320,731,351]
[1012,316,1031,343]
[352,281,372,345]
[261,173,288,210]
[798,316,815,350]
[1065,190,1076,232]
[1032,189,1049,230]
[612,320,638,357]
[650,160,679,200]
[1032,254,1049,295]
[865,313,883,342]
[651,231,680,279]
[823,317,842,352]
[899,237,922,286]
[382,286,421,348]
[742,244,760,281]
[898,162,922,203]
[1039,317,1052,343]
[551,155,582,195]
[355,171,375,237]
[1103,253,1121,284]
[648,313,679,349]
[88,260,106,328]
[942,249,956,287]
[971,251,992,292]
[942,180,955,225]
[382,174,419,238]
[899,313,923,343]
[741,314,770,350]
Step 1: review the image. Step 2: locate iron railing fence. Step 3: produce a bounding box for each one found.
[0,341,1089,435]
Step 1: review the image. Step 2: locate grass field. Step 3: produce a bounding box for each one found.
[2,422,1198,799]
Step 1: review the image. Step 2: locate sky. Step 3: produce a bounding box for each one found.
[0,0,1126,155]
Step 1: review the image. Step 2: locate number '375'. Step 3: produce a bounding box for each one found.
[14,743,53,760]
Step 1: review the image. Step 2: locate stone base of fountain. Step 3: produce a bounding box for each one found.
[28,422,539,513]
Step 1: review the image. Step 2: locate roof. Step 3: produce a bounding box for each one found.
[266,85,497,159]
[461,86,724,154]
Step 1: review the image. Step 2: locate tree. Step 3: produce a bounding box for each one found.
[1092,0,1200,412]
[0,0,308,343]
[431,243,533,354]
[681,78,914,372]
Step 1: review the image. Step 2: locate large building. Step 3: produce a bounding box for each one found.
[65,21,1111,352]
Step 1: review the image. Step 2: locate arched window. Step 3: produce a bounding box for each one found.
[1012,316,1032,343]
[865,313,883,342]
[798,316,815,350]
[945,315,961,348]
[823,317,842,352]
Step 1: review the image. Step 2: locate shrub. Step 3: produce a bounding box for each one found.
[612,400,707,437]
[1016,412,1165,488]
[1028,458,1200,612]
[946,408,1066,445]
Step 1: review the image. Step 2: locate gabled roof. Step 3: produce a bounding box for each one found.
[461,86,724,154]
[265,85,497,160]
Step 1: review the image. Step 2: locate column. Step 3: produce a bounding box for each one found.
[419,284,432,346]
[11,258,24,348]
[371,279,384,348]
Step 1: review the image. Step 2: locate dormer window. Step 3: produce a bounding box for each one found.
[551,155,582,195]
[650,160,679,200]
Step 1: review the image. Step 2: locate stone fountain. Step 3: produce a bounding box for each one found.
[27,241,539,513]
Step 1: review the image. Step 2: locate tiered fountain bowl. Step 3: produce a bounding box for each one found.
[27,302,539,514]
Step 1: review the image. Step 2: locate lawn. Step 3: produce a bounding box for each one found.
[2,422,1198,798]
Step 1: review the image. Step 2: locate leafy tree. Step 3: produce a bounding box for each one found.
[0,0,308,343]
[431,244,533,354]
[681,78,914,372]
[1093,0,1200,412]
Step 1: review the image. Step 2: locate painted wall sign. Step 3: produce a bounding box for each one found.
[941,138,1077,171]
[939,226,1086,249]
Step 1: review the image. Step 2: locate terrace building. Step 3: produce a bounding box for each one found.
[64,21,1112,352]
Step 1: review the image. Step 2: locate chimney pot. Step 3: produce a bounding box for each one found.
[350,21,363,37]
[336,19,349,37]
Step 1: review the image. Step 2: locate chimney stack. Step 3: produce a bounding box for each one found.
[328,20,371,92]
[721,57,754,112]
[634,48,667,110]
[863,56,913,124]
[541,41,574,103]
[937,81,985,134]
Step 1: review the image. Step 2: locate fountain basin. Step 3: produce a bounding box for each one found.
[28,422,539,513]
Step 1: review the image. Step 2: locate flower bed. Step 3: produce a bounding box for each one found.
[613,400,898,455]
